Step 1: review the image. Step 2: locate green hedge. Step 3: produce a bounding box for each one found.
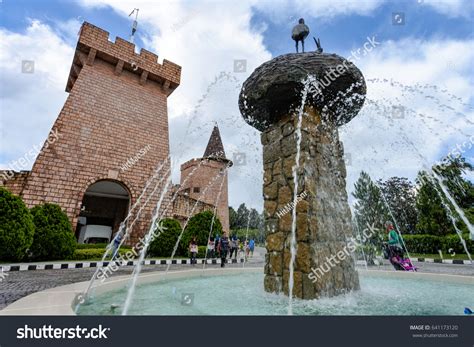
[76,243,131,250]
[402,234,473,254]
[30,203,76,261]
[197,245,207,258]
[68,248,130,261]
[71,246,210,261]
[0,188,34,261]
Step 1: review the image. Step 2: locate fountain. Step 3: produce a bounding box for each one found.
[11,49,474,320]
[238,50,366,299]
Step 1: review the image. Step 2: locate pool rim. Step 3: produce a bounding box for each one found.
[1,268,472,315]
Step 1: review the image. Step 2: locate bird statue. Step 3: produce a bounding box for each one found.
[291,18,310,53]
[314,37,323,53]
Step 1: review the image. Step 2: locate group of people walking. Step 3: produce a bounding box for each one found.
[188,233,255,268]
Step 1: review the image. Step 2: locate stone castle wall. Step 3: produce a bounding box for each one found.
[1,171,30,196]
[172,193,216,228]
[17,22,181,245]
[2,22,231,246]
[262,107,359,299]
[180,158,230,232]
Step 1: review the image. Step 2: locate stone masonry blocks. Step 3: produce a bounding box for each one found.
[262,107,360,299]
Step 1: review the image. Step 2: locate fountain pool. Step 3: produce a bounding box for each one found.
[77,270,472,316]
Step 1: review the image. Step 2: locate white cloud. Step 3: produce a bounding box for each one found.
[420,0,473,18]
[0,20,73,169]
[1,1,472,215]
[77,0,273,209]
[251,0,386,23]
[341,37,474,201]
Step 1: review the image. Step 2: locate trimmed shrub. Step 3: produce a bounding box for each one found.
[30,203,76,261]
[197,246,207,258]
[402,234,473,254]
[0,188,34,261]
[180,211,222,255]
[147,218,182,257]
[68,248,129,261]
[76,243,131,250]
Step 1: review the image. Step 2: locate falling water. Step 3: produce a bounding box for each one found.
[288,75,316,315]
[242,209,252,267]
[377,183,415,264]
[353,222,368,270]
[78,158,170,306]
[202,173,228,269]
[377,110,473,262]
[337,80,473,262]
[425,171,473,263]
[321,77,473,267]
[122,176,173,315]
[165,165,231,274]
[118,158,210,312]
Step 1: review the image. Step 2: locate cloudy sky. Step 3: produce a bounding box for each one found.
[0,0,473,211]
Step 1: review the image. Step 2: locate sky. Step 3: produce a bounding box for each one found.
[0,0,473,211]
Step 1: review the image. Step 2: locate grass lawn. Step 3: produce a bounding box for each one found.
[409,253,472,261]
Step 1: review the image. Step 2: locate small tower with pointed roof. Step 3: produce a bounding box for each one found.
[179,125,232,232]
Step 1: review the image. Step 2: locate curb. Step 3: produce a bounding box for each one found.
[412,257,472,265]
[358,257,472,265]
[0,258,245,272]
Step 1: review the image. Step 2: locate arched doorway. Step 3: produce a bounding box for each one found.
[76,180,130,244]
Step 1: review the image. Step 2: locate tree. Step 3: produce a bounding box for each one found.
[229,206,238,229]
[416,156,474,236]
[0,188,34,261]
[147,218,182,257]
[30,203,76,261]
[352,171,389,262]
[248,208,260,229]
[433,156,473,210]
[378,177,418,234]
[181,210,222,254]
[236,203,250,229]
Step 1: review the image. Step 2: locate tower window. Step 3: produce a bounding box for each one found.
[193,187,200,193]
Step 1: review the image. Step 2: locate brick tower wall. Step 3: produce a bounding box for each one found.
[179,159,230,232]
[19,22,181,245]
[1,171,30,196]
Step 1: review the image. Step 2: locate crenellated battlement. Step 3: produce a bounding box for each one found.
[66,22,181,95]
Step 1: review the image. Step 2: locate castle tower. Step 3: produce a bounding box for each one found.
[179,125,232,232]
[16,22,181,244]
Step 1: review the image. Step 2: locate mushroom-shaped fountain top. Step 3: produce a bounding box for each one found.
[238,52,367,132]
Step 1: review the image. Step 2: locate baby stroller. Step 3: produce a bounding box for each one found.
[382,242,417,271]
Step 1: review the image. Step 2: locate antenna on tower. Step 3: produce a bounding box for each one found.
[128,8,139,43]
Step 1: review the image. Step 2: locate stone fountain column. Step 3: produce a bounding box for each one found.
[239,53,366,299]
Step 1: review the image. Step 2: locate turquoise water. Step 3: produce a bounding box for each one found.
[77,272,473,315]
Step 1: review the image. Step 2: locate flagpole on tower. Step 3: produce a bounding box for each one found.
[128,8,139,43]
